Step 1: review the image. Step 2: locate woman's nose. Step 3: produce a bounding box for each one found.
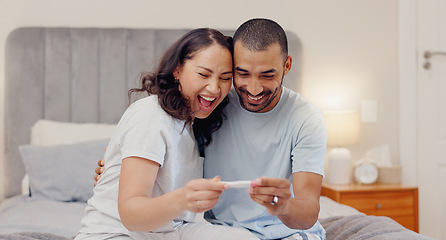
[206,78,220,94]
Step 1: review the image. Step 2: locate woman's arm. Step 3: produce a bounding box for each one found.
[118,156,227,232]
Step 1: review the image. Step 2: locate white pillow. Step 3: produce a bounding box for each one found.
[22,119,117,195]
[19,139,110,202]
[31,119,116,146]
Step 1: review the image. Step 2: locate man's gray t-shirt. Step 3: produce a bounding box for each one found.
[204,87,327,239]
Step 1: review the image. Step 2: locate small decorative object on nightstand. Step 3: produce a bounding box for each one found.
[321,182,419,232]
[354,161,378,184]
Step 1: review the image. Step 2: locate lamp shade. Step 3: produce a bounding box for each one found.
[325,111,360,147]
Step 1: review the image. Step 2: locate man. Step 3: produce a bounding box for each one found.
[202,19,326,240]
[96,19,326,240]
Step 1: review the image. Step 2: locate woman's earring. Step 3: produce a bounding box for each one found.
[175,78,182,92]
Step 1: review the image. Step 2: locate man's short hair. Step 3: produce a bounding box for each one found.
[233,18,288,61]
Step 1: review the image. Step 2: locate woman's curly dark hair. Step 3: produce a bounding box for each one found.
[128,28,233,156]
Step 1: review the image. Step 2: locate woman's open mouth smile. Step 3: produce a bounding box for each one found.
[197,95,216,111]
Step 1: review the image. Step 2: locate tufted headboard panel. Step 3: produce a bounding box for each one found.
[3,27,301,198]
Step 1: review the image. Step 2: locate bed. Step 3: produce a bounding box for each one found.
[0,27,433,240]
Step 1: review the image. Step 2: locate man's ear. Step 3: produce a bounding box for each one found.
[283,55,292,76]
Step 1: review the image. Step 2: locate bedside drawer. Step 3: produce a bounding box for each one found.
[339,191,415,217]
[321,183,419,232]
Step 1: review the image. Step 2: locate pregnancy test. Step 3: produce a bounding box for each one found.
[222,180,257,188]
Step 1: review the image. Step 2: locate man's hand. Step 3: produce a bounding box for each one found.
[248,177,292,216]
[249,173,322,230]
[94,159,105,186]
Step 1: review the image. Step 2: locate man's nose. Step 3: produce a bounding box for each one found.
[246,77,262,96]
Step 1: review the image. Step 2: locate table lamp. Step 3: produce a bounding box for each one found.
[324,111,360,184]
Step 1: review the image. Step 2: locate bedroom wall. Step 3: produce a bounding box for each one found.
[0,0,399,195]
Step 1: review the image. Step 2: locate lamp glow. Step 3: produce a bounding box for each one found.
[324,111,360,184]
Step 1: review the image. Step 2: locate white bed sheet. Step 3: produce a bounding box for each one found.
[319,196,360,218]
[0,195,359,238]
[0,195,86,238]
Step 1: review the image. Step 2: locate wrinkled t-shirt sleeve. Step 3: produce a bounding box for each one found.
[291,112,327,176]
[117,100,170,167]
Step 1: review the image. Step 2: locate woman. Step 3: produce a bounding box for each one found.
[75,28,258,240]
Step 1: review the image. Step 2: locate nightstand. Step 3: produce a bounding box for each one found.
[321,182,419,232]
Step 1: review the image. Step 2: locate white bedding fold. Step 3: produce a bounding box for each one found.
[0,195,360,239]
[0,195,86,238]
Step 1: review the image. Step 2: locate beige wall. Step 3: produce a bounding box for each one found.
[0,0,399,186]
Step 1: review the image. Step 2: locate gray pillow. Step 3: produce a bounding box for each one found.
[19,139,109,202]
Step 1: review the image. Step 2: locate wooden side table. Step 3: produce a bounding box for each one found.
[321,182,419,232]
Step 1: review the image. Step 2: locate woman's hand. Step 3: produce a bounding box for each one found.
[96,157,228,214]
[118,156,229,231]
[183,177,229,213]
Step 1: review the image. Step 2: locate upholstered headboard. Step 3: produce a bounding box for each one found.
[3,27,302,198]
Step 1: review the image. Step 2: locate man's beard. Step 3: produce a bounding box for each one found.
[235,76,284,113]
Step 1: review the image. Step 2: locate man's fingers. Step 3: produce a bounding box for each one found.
[97,159,105,167]
[255,177,290,188]
[250,194,276,208]
[249,177,292,202]
[94,174,101,181]
[250,186,291,200]
[94,160,104,187]
[250,192,272,204]
[95,167,104,175]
